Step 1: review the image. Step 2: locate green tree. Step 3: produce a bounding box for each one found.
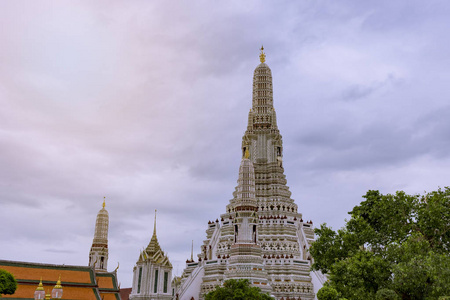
[0,269,17,296]
[328,250,391,300]
[204,279,273,300]
[317,285,338,300]
[376,288,399,300]
[310,188,450,300]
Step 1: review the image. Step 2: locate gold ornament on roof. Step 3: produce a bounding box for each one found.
[244,148,250,159]
[54,275,62,289]
[102,197,106,209]
[36,278,44,291]
[259,46,266,63]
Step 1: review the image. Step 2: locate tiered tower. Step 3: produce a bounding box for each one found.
[176,48,320,300]
[89,198,109,272]
[130,211,173,300]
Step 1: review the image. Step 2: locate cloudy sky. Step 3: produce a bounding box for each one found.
[1,0,449,288]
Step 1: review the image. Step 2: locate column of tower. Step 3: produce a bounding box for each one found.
[224,150,270,292]
[89,198,109,272]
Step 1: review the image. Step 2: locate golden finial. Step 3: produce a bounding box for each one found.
[36,277,44,291]
[153,209,157,236]
[259,45,266,63]
[54,275,62,289]
[244,148,250,159]
[102,197,105,209]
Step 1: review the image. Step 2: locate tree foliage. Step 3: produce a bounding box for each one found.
[204,279,273,300]
[376,288,399,300]
[317,285,338,300]
[0,269,17,296]
[310,188,450,300]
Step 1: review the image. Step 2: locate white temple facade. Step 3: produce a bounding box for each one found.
[89,198,109,272]
[130,211,173,300]
[174,48,326,300]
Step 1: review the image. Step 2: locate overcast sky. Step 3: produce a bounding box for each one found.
[1,0,449,288]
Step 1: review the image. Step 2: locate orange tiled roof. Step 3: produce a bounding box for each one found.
[96,271,120,300]
[96,273,116,290]
[0,260,120,300]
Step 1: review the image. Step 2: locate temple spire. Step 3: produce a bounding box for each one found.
[248,46,277,136]
[145,209,162,256]
[89,198,109,272]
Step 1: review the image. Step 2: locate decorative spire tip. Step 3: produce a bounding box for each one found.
[259,45,266,63]
[102,197,106,208]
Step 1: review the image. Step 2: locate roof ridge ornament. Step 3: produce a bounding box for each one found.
[259,45,266,63]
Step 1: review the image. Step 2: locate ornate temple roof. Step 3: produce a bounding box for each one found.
[138,210,172,267]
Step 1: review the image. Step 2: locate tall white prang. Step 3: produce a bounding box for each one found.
[174,48,319,300]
